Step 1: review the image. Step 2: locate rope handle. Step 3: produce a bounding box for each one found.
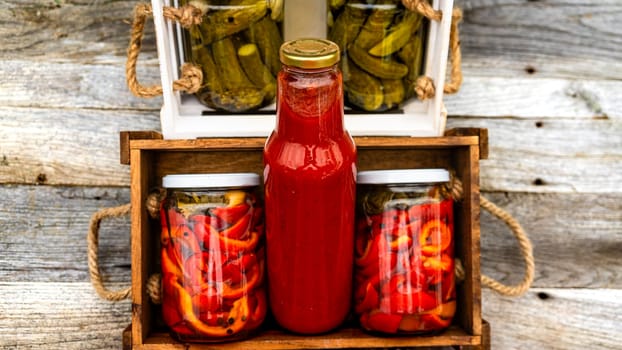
[478,196,535,296]
[402,0,464,100]
[87,204,132,302]
[126,3,203,98]
[450,177,535,296]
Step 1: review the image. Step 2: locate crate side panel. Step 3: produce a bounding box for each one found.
[452,145,482,336]
[131,149,154,345]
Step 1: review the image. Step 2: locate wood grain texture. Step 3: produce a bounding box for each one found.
[0,282,130,350]
[480,192,622,289]
[454,0,622,80]
[445,77,622,119]
[448,117,622,193]
[0,185,131,283]
[0,107,159,186]
[0,283,619,350]
[483,288,622,350]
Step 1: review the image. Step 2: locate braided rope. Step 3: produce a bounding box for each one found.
[401,0,442,21]
[451,177,535,296]
[443,8,463,94]
[126,3,203,98]
[147,273,162,304]
[479,196,536,296]
[403,2,464,100]
[415,76,436,100]
[87,204,132,301]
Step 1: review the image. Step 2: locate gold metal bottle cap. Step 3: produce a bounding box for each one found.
[279,38,340,69]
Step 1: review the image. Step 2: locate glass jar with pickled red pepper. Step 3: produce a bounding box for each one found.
[159,173,266,342]
[180,0,284,112]
[328,0,427,112]
[354,169,455,334]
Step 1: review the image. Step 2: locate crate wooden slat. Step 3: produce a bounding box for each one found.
[123,323,489,349]
[123,129,487,349]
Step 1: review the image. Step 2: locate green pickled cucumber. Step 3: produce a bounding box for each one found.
[196,0,267,46]
[245,16,282,76]
[343,60,383,111]
[328,0,368,51]
[330,0,346,11]
[354,0,397,50]
[398,33,424,97]
[381,78,405,109]
[348,43,408,79]
[368,11,423,57]
[211,37,264,112]
[238,43,276,102]
[191,45,223,109]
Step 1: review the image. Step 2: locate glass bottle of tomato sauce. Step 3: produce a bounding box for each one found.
[264,38,357,334]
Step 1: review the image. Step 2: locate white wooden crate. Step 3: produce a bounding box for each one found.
[152,0,453,139]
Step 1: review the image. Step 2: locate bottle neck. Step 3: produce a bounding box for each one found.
[276,65,345,142]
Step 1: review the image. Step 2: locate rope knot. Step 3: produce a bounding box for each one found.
[415,76,436,100]
[163,4,203,28]
[401,0,442,21]
[173,63,203,94]
[134,2,153,18]
[146,188,166,219]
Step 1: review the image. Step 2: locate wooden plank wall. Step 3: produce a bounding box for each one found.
[0,0,620,348]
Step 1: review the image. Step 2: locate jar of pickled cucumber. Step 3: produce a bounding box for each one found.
[159,173,266,342]
[328,0,427,111]
[180,0,283,112]
[354,169,455,334]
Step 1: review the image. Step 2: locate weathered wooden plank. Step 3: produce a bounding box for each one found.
[445,77,621,119]
[2,108,620,193]
[0,185,132,283]
[2,59,621,119]
[0,282,130,350]
[0,0,157,63]
[0,107,159,186]
[479,192,622,289]
[447,117,622,193]
[0,60,162,110]
[483,288,622,350]
[454,0,622,80]
[0,283,619,349]
[1,184,620,289]
[2,0,620,82]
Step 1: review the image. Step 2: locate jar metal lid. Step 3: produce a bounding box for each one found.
[279,38,340,69]
[357,169,450,185]
[162,173,260,189]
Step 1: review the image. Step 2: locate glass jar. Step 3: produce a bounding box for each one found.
[159,173,266,342]
[354,169,455,334]
[180,0,283,112]
[328,0,427,111]
[264,39,357,334]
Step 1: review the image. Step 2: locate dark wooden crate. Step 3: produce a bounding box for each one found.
[120,128,488,349]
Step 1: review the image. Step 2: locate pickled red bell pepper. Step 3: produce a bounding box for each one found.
[218,212,252,239]
[361,310,402,333]
[419,220,451,256]
[354,198,455,334]
[168,276,250,337]
[211,202,251,226]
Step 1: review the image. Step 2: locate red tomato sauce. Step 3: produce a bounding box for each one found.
[264,64,356,334]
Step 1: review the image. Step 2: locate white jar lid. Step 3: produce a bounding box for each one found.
[162,173,260,189]
[357,169,450,185]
